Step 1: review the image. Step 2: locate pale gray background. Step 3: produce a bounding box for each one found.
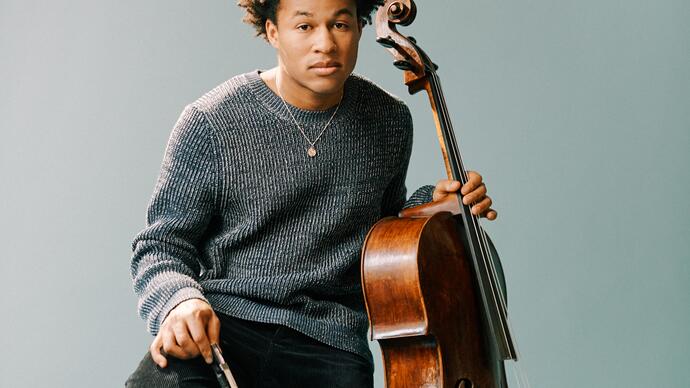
[1,0,688,387]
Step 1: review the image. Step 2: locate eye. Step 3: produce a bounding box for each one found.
[334,22,349,30]
[297,24,310,31]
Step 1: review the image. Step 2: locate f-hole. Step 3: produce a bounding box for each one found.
[456,378,473,388]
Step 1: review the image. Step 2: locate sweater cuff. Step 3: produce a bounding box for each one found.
[151,287,208,336]
[402,185,435,209]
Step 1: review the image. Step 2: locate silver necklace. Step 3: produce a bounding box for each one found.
[277,81,342,158]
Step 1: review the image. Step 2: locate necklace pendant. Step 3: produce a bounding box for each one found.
[307,146,317,158]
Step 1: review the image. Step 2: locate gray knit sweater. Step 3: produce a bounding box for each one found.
[130,69,435,365]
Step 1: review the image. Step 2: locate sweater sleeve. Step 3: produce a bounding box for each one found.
[130,104,220,336]
[381,104,435,216]
[380,104,411,217]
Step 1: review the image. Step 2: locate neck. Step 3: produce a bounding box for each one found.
[260,67,343,111]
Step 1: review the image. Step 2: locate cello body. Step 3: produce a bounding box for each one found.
[361,212,507,387]
[361,2,519,386]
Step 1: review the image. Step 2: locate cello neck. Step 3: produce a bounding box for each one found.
[424,71,469,185]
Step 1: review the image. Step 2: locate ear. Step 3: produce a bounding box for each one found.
[265,19,279,49]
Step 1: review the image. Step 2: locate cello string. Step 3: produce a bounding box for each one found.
[431,72,532,388]
[431,71,510,330]
[430,74,531,388]
[431,70,514,353]
[428,73,506,349]
[429,70,531,387]
[473,211,532,386]
[509,361,521,387]
[516,358,532,388]
[429,71,509,343]
[429,71,505,330]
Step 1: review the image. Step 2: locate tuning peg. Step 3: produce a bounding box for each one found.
[433,62,439,70]
[407,36,417,44]
[376,36,396,48]
[393,60,414,71]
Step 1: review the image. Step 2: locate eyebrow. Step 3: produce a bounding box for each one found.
[292,8,355,18]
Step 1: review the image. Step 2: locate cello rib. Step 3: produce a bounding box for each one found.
[362,212,506,387]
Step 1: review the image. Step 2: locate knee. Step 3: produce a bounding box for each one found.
[125,352,163,387]
[125,351,216,388]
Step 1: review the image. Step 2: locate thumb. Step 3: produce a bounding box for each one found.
[433,180,461,201]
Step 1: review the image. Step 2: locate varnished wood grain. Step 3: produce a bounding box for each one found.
[362,212,505,387]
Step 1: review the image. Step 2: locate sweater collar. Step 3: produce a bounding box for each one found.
[244,69,359,125]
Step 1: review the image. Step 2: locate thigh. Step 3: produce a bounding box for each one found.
[262,327,374,388]
[124,351,218,388]
[217,313,281,387]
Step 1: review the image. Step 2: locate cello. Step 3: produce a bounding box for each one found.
[361,1,527,387]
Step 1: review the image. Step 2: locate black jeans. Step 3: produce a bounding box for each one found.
[125,312,374,388]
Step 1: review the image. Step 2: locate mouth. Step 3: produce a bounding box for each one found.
[309,61,342,76]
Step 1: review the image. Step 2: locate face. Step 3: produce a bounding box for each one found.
[266,0,363,101]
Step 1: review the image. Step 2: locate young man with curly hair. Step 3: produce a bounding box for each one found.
[125,0,497,386]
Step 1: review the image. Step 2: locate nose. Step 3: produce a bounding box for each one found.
[313,27,336,54]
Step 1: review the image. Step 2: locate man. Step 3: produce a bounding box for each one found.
[126,0,497,386]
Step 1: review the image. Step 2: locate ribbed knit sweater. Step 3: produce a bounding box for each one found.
[130,69,435,366]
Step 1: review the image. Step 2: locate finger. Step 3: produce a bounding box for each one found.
[445,180,461,192]
[173,323,200,359]
[462,183,487,206]
[188,317,213,364]
[483,208,498,220]
[149,336,167,368]
[207,313,221,346]
[162,328,185,360]
[471,196,493,216]
[461,171,483,196]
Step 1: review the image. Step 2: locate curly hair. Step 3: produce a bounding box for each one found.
[237,0,384,40]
